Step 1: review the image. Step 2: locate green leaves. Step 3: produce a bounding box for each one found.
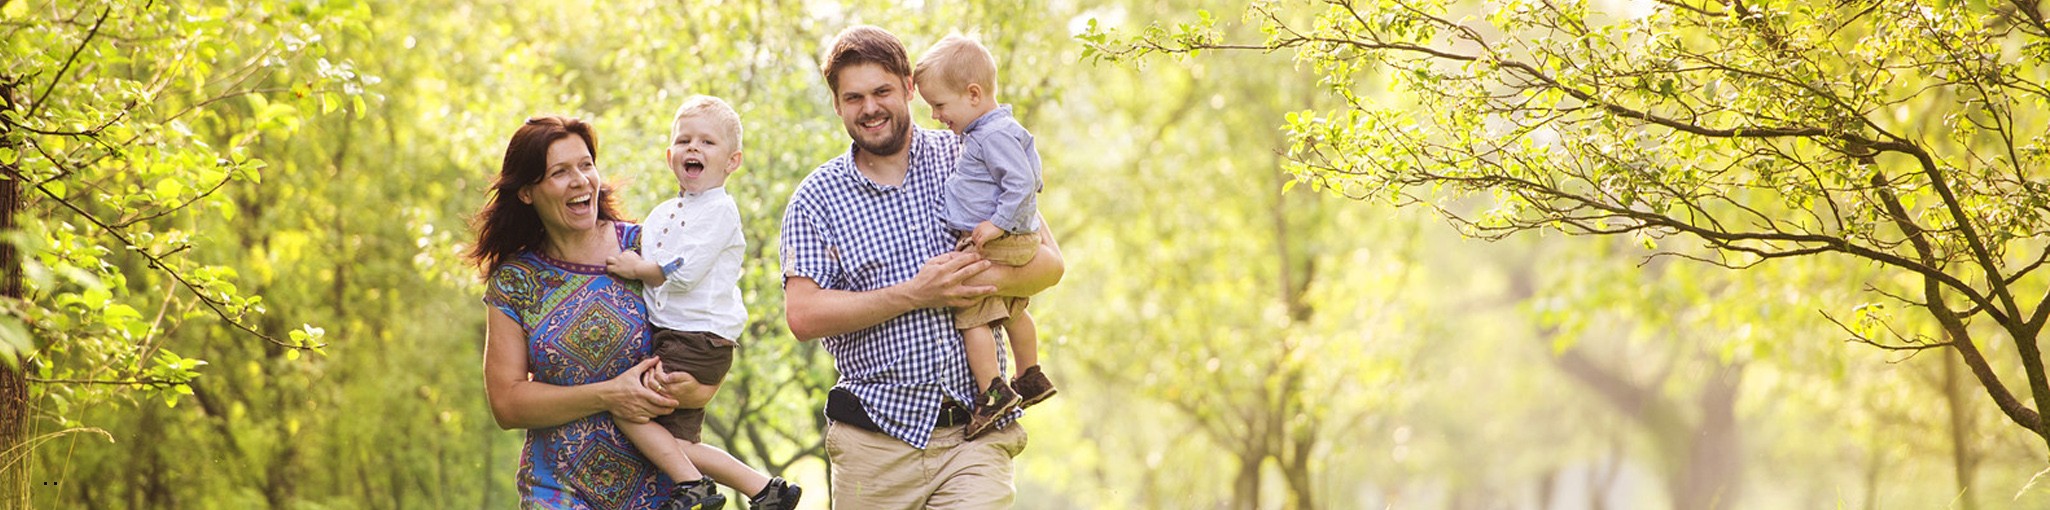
[144,350,208,408]
[7,0,373,442]
[0,314,32,367]
[1080,0,2050,493]
[286,325,326,359]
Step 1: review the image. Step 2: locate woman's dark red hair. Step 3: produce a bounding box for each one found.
[468,115,625,277]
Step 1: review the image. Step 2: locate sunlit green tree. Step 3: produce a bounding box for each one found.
[1,1,361,503]
[1087,0,2050,459]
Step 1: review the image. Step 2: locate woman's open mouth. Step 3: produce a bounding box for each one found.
[567,194,593,215]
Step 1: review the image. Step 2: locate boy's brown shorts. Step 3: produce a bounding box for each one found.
[953,231,1039,329]
[649,328,736,443]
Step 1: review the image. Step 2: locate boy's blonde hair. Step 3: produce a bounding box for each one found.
[913,35,997,95]
[671,95,743,151]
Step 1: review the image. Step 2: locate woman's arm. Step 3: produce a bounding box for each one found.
[483,308,679,429]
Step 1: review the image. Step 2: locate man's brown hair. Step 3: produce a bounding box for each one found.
[821,25,911,94]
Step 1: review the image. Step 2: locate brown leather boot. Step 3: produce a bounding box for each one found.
[1012,365,1058,409]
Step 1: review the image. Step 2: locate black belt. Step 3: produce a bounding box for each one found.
[934,402,970,428]
[826,388,972,432]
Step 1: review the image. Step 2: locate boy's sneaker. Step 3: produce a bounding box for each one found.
[662,477,726,510]
[1012,365,1058,409]
[748,476,802,510]
[965,377,1021,440]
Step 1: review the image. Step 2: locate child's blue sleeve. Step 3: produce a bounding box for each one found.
[985,128,1044,234]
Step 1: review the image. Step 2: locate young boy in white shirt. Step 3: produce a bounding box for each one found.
[606,95,800,510]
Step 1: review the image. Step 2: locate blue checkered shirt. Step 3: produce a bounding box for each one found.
[780,127,1020,448]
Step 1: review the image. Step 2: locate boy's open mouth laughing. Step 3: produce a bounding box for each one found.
[682,157,705,178]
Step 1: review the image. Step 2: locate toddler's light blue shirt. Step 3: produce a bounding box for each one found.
[941,105,1043,234]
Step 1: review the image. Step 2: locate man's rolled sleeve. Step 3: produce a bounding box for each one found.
[778,194,840,289]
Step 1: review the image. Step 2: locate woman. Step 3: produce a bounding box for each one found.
[471,116,694,509]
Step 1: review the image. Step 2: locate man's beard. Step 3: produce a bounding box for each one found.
[847,111,909,157]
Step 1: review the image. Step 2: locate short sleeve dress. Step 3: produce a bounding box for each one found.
[483,222,672,509]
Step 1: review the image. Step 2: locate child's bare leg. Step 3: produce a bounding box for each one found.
[1003,310,1038,370]
[613,417,702,481]
[679,439,772,497]
[963,324,1001,390]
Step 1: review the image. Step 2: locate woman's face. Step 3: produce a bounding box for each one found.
[521,137,602,235]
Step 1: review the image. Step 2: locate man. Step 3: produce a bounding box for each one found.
[778,25,1063,509]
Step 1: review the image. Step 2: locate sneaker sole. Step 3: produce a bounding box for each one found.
[965,399,1023,440]
[1018,387,1058,409]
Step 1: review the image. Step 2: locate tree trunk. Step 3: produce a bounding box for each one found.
[1282,429,1316,510]
[1670,364,1742,510]
[1946,347,1979,510]
[1590,440,1622,510]
[1232,446,1263,510]
[1862,444,1884,510]
[1552,345,1744,510]
[137,405,171,509]
[0,76,31,510]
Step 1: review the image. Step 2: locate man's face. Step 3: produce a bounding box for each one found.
[833,62,913,158]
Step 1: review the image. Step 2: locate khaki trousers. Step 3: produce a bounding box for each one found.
[824,421,1029,509]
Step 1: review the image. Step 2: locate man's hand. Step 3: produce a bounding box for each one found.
[901,251,996,309]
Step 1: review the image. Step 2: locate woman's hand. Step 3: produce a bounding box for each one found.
[604,357,680,423]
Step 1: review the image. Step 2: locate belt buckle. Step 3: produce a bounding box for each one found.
[938,403,967,427]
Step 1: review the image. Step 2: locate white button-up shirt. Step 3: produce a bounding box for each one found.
[640,187,747,341]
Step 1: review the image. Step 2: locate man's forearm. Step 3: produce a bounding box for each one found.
[973,229,1064,297]
[785,278,916,341]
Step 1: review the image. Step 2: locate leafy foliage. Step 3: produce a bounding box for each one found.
[1086,0,2050,453]
[7,0,2049,507]
[4,0,356,422]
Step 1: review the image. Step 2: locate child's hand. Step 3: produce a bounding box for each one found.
[969,221,1005,249]
[605,251,648,281]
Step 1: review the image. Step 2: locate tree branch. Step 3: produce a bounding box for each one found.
[24,377,179,387]
[26,6,109,120]
[0,164,319,351]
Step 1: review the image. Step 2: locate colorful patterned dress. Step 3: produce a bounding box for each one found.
[484,222,672,509]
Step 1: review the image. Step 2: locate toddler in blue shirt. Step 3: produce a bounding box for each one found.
[914,34,1059,440]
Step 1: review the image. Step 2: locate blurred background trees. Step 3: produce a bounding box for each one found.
[4,0,2046,508]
